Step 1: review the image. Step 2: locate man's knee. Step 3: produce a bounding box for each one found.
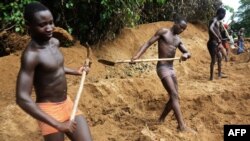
[44,132,64,141]
[170,92,179,100]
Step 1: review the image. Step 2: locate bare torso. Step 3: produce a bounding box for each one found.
[157,29,181,66]
[238,31,244,42]
[25,38,67,102]
[208,17,221,43]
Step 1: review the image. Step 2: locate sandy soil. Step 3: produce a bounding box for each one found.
[0,21,249,141]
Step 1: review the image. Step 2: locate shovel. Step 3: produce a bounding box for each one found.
[98,57,181,66]
[220,21,235,49]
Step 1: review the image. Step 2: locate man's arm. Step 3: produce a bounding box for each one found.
[178,42,191,61]
[131,28,167,60]
[209,19,222,43]
[16,51,70,131]
[64,66,89,75]
[64,67,81,75]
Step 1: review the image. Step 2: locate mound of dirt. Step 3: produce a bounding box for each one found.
[53,27,74,47]
[0,31,30,57]
[0,21,249,141]
[0,27,73,57]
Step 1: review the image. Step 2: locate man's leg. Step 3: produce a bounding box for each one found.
[208,45,216,80]
[237,41,244,54]
[66,115,92,141]
[159,100,172,122]
[159,76,186,129]
[44,132,64,141]
[159,75,179,122]
[217,51,222,78]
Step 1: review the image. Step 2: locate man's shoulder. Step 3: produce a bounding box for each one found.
[157,28,169,35]
[21,41,40,62]
[209,17,218,24]
[51,37,60,46]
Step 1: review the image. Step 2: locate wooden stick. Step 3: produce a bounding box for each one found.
[70,58,90,121]
[220,22,235,49]
[98,57,181,66]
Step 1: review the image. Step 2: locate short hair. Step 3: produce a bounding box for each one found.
[216,8,226,15]
[173,13,187,24]
[24,2,49,24]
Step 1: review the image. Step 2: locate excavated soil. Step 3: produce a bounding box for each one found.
[0,21,249,141]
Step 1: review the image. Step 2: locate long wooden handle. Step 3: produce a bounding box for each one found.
[221,22,235,49]
[70,59,90,121]
[221,22,230,39]
[116,57,180,63]
[98,57,181,66]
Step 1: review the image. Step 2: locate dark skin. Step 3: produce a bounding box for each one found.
[220,22,229,58]
[16,10,92,141]
[208,12,226,80]
[238,28,245,42]
[131,20,193,132]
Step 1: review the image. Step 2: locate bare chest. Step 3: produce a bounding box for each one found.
[159,33,180,53]
[37,46,64,71]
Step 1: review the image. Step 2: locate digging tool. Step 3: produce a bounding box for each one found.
[220,22,235,49]
[98,57,181,66]
[70,46,91,122]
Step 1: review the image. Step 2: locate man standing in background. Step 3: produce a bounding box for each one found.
[237,28,245,54]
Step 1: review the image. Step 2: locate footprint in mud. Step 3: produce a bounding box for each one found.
[145,118,162,128]
[177,126,197,135]
[220,90,239,101]
[102,108,115,115]
[89,117,105,126]
[146,98,165,111]
[140,126,158,141]
[223,110,236,115]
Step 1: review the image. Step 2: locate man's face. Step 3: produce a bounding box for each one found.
[173,20,187,35]
[218,13,226,20]
[29,10,54,41]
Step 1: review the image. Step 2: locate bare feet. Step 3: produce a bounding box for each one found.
[158,117,165,123]
[218,73,228,79]
[177,126,197,134]
[209,77,213,81]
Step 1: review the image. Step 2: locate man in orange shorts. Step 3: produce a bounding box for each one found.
[16,2,92,141]
[37,97,82,136]
[221,23,229,61]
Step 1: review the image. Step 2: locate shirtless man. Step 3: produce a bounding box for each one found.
[131,16,192,132]
[207,8,226,80]
[237,27,245,54]
[16,2,92,141]
[220,23,229,59]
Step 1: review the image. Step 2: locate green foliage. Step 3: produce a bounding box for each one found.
[99,0,145,40]
[0,0,37,33]
[0,0,223,44]
[231,0,250,37]
[223,5,234,13]
[140,0,222,25]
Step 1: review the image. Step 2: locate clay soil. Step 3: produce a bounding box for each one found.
[0,22,249,141]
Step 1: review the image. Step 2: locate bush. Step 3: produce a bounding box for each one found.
[0,0,37,33]
[0,0,222,45]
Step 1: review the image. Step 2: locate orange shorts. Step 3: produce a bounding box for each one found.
[222,41,229,49]
[37,97,82,136]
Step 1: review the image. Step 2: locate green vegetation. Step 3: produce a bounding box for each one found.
[231,0,250,37]
[0,0,36,33]
[0,0,232,44]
